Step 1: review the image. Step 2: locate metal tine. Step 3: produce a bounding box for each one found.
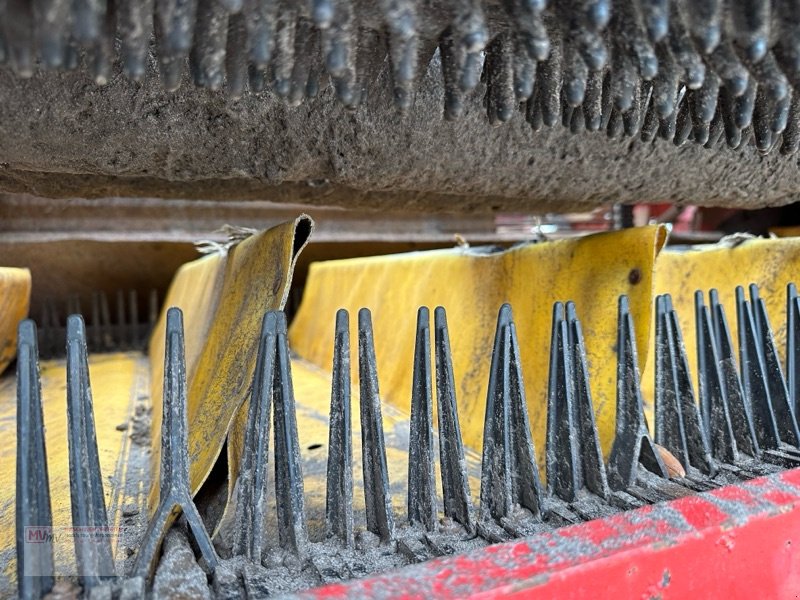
[90,292,103,352]
[16,320,55,599]
[664,295,715,475]
[325,309,354,546]
[66,315,115,588]
[128,290,139,349]
[709,288,722,347]
[712,300,760,458]
[233,312,278,560]
[99,291,113,351]
[273,312,309,555]
[358,308,395,543]
[434,306,475,533]
[116,289,127,351]
[736,286,781,450]
[407,307,436,531]
[567,302,610,498]
[787,283,800,416]
[479,304,543,523]
[607,295,669,490]
[752,291,800,447]
[693,297,738,465]
[133,308,218,580]
[749,284,764,343]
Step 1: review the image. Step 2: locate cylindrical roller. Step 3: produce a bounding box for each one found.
[570,104,586,133]
[610,34,640,111]
[704,107,724,148]
[525,84,544,131]
[640,94,660,141]
[658,93,680,140]
[622,80,646,136]
[752,93,773,152]
[353,26,383,108]
[606,107,624,138]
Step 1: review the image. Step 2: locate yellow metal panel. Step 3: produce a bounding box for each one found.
[0,267,31,376]
[289,226,667,463]
[641,238,800,407]
[147,217,313,512]
[0,352,148,595]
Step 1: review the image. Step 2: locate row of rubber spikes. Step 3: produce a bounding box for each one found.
[1,1,799,153]
[15,282,800,597]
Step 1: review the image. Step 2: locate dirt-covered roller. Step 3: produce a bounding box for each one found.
[1,1,800,212]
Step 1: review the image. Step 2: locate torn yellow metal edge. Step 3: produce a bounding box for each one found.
[289,225,668,465]
[0,267,31,376]
[147,216,314,516]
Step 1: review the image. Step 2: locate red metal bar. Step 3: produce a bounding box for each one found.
[298,468,800,599]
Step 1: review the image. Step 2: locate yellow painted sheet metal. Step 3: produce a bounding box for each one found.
[289,225,668,465]
[0,352,149,596]
[0,268,31,376]
[641,237,800,406]
[147,217,313,510]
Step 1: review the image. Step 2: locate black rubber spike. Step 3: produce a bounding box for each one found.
[408,307,437,530]
[133,308,218,580]
[5,0,35,77]
[484,33,517,124]
[730,0,770,62]
[243,0,278,68]
[66,315,115,588]
[751,293,800,446]
[190,0,229,91]
[479,304,543,522]
[607,295,669,490]
[273,312,309,554]
[547,303,610,502]
[693,297,738,464]
[326,309,354,545]
[736,286,781,450]
[118,0,153,79]
[232,312,278,560]
[434,306,475,532]
[33,0,70,68]
[546,303,580,500]
[657,296,716,473]
[16,320,55,600]
[72,0,106,43]
[713,300,759,457]
[788,284,800,414]
[685,0,721,54]
[381,0,418,109]
[358,308,395,543]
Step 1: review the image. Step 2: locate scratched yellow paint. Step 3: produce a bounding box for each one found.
[0,352,146,596]
[289,226,668,465]
[147,217,313,513]
[0,268,31,376]
[640,238,800,409]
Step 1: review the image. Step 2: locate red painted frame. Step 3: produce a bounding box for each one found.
[298,468,800,599]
